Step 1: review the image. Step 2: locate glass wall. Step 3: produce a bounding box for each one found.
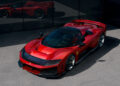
[0,0,104,33]
[52,0,79,25]
[0,0,23,33]
[23,0,53,30]
[104,0,120,26]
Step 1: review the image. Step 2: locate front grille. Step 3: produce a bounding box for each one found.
[21,48,60,66]
[40,67,57,75]
[22,51,49,66]
[24,64,57,75]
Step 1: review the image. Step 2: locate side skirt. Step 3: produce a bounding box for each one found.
[76,46,98,64]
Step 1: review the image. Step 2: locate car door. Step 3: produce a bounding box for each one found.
[76,30,96,61]
[73,31,89,61]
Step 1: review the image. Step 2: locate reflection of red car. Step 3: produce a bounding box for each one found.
[18,20,106,78]
[0,1,54,18]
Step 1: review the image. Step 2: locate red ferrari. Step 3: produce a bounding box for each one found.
[18,19,106,78]
[0,1,54,18]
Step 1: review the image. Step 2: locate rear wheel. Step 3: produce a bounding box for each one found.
[98,34,105,48]
[66,55,75,71]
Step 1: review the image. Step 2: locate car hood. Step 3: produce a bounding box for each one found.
[31,44,74,60]
[25,39,77,60]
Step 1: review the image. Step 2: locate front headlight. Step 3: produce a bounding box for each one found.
[44,59,61,66]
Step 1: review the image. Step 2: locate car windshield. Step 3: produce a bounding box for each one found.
[42,27,82,48]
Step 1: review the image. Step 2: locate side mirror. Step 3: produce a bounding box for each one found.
[81,30,93,42]
[85,30,93,35]
[80,42,85,46]
[78,42,85,47]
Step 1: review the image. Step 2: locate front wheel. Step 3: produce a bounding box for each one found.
[0,10,9,18]
[65,55,75,71]
[34,10,45,19]
[98,34,105,48]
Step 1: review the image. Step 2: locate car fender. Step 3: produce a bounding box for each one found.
[24,39,42,53]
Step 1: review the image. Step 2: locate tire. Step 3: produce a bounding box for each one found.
[0,10,9,18]
[66,55,75,71]
[98,34,105,48]
[34,10,45,19]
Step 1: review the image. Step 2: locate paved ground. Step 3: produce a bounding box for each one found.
[0,26,120,86]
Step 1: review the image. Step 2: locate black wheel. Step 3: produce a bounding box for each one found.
[98,34,105,48]
[0,10,9,18]
[34,10,45,19]
[66,55,75,71]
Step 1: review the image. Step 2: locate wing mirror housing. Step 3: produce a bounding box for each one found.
[78,42,85,47]
[85,30,93,35]
[81,30,93,42]
[80,42,85,46]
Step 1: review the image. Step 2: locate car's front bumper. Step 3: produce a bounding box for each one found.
[18,58,61,78]
[18,49,66,78]
[18,60,62,78]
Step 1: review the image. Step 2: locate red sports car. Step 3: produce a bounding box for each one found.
[18,19,106,78]
[0,1,54,18]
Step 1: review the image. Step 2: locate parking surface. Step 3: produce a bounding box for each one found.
[0,27,120,86]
